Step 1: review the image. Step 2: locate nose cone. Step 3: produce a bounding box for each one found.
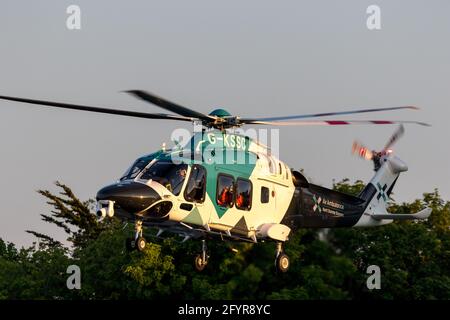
[96,181,161,214]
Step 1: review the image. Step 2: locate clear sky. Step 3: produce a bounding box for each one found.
[0,0,449,247]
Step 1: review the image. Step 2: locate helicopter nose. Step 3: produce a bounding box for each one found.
[96,181,161,214]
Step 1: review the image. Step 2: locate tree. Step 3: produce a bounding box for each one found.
[330,179,450,299]
[0,239,72,299]
[28,181,114,249]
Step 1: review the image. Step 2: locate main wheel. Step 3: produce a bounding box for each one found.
[194,254,208,272]
[135,236,146,252]
[126,237,136,251]
[275,253,290,273]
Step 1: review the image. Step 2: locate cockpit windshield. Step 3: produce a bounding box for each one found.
[120,159,151,181]
[139,161,188,196]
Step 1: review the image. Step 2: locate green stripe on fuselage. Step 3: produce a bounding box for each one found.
[158,131,258,219]
[204,149,256,218]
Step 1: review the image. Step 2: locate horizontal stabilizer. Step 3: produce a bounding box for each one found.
[370,207,432,221]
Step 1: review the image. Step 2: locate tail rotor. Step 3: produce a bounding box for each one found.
[352,125,405,170]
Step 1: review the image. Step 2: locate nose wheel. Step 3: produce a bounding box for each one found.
[126,220,146,252]
[275,242,290,273]
[194,239,209,272]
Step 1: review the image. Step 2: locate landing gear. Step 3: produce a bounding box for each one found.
[194,239,209,272]
[126,220,146,252]
[136,236,146,251]
[275,242,290,273]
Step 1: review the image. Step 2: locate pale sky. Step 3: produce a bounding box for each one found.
[0,0,449,247]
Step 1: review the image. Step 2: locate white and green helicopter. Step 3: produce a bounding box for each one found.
[0,91,431,272]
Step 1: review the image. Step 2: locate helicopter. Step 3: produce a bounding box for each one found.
[0,91,431,272]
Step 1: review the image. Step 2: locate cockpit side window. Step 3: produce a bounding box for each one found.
[166,164,188,196]
[184,165,207,203]
[139,161,188,196]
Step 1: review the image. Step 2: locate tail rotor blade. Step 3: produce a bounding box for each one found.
[352,141,373,160]
[383,124,405,152]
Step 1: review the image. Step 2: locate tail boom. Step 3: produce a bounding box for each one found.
[282,155,431,230]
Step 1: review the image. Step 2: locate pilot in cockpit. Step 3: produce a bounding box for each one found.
[165,165,188,195]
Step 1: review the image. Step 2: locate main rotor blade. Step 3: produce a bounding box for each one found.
[126,90,214,121]
[240,106,419,122]
[383,124,405,151]
[0,95,194,121]
[244,120,431,126]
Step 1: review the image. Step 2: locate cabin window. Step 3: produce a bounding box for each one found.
[236,178,252,211]
[217,174,234,208]
[261,186,270,203]
[184,165,207,203]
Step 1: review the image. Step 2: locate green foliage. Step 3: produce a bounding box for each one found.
[330,180,450,300]
[0,178,448,300]
[0,240,71,299]
[333,178,365,196]
[29,181,114,249]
